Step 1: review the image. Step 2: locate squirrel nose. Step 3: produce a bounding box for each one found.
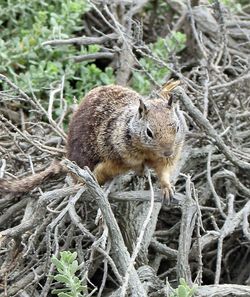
[163,149,173,157]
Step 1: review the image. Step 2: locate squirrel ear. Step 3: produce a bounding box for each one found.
[167,94,173,108]
[138,98,148,118]
[161,80,180,99]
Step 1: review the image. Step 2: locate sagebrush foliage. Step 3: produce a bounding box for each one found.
[0,0,115,102]
[0,0,186,102]
[52,251,87,297]
[170,278,197,297]
[132,33,186,94]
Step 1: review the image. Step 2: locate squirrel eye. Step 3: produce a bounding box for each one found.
[146,127,154,139]
[176,125,180,132]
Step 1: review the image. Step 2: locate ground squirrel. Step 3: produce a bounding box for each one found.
[68,81,186,202]
[0,82,186,203]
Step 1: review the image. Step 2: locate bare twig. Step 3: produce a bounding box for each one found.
[42,33,118,46]
[120,168,155,296]
[176,87,250,171]
[64,159,146,296]
[71,52,115,63]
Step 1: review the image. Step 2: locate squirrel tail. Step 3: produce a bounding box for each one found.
[0,160,67,193]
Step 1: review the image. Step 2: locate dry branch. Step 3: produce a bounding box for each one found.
[42,33,118,46]
[64,159,147,296]
[1,0,250,296]
[176,87,250,171]
[71,52,115,63]
[196,284,250,297]
[177,175,197,284]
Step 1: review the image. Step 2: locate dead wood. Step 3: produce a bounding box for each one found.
[0,0,250,296]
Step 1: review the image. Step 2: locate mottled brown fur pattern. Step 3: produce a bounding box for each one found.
[0,84,186,202]
[67,84,186,202]
[0,160,65,193]
[67,85,141,170]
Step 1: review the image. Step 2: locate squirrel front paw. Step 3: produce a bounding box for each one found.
[162,185,178,205]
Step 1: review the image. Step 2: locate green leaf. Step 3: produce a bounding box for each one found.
[178,285,188,297]
[88,44,100,53]
[70,260,79,274]
[58,293,72,297]
[52,288,71,294]
[60,251,77,264]
[179,278,187,286]
[54,274,70,284]
[68,251,78,263]
[78,285,87,291]
[52,256,64,271]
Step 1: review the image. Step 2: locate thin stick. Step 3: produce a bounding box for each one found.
[120,168,155,296]
[207,149,226,218]
[42,33,118,46]
[214,236,224,284]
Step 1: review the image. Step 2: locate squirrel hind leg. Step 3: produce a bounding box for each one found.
[93,160,129,185]
[134,164,146,177]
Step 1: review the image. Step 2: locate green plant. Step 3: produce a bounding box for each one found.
[0,0,115,103]
[132,32,186,94]
[52,251,87,297]
[170,278,197,297]
[143,0,171,14]
[209,0,245,12]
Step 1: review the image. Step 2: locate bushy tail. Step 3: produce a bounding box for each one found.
[0,160,67,193]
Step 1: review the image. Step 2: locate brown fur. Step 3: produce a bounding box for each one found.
[0,83,186,202]
[67,84,186,202]
[0,160,66,193]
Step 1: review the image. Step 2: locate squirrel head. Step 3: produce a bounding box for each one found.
[129,81,184,158]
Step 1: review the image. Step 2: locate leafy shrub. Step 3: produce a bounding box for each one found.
[0,0,185,103]
[170,278,197,297]
[52,251,87,297]
[0,0,115,102]
[132,32,186,94]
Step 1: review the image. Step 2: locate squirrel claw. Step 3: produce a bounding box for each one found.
[162,186,178,205]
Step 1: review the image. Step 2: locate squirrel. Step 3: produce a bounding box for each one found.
[0,81,186,203]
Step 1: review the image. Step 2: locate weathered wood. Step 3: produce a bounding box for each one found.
[64,160,147,297]
[196,284,250,297]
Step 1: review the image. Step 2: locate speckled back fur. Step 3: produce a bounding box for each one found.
[67,85,141,170]
[0,84,186,196]
[67,84,186,171]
